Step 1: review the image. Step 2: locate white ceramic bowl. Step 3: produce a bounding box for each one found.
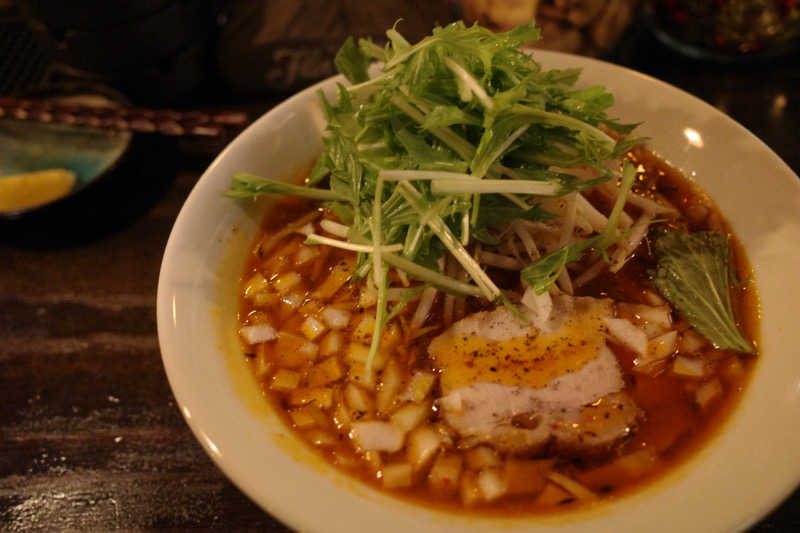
[157,51,800,532]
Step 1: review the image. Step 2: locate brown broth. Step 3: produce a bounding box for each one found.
[235,148,759,514]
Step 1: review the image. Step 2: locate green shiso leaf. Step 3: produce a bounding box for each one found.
[653,230,754,354]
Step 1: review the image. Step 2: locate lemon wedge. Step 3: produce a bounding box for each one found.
[0,169,77,213]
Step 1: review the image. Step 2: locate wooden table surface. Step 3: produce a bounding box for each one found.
[2,21,800,533]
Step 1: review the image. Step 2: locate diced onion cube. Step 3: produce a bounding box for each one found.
[382,463,413,489]
[305,429,337,447]
[604,317,647,355]
[244,272,270,299]
[288,387,333,409]
[459,471,482,506]
[300,316,327,340]
[407,424,443,471]
[680,328,708,355]
[390,401,431,433]
[376,359,404,415]
[274,272,302,294]
[477,468,507,502]
[346,343,387,370]
[319,330,343,356]
[350,421,404,452]
[280,292,303,311]
[428,453,463,495]
[321,307,351,329]
[298,340,319,359]
[521,286,552,327]
[253,292,279,307]
[672,355,706,378]
[352,314,376,344]
[306,357,344,387]
[695,379,723,408]
[270,369,301,391]
[465,446,501,470]
[344,383,375,414]
[239,324,278,345]
[295,245,320,266]
[503,459,550,496]
[398,372,436,403]
[347,362,376,389]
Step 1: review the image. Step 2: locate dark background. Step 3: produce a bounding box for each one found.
[1,0,798,530]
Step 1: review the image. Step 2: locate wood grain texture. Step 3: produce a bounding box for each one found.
[1,12,799,533]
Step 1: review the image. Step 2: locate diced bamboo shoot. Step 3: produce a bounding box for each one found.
[288,387,333,409]
[547,471,597,501]
[382,463,413,489]
[270,369,301,392]
[535,482,574,506]
[407,425,443,471]
[504,459,551,496]
[428,452,463,496]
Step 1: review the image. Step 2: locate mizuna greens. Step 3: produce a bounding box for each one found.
[227,20,750,372]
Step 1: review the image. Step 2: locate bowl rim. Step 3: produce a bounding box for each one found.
[157,49,800,532]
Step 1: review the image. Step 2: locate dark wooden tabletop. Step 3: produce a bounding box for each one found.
[2,16,799,533]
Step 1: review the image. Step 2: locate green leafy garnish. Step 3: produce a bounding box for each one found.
[228,20,644,372]
[653,230,754,354]
[521,235,603,295]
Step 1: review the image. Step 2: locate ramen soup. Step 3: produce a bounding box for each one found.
[234,147,758,512]
[229,21,758,513]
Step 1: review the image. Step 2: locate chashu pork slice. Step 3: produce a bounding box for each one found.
[430,295,641,456]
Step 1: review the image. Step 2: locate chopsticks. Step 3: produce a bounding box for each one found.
[0,96,249,137]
